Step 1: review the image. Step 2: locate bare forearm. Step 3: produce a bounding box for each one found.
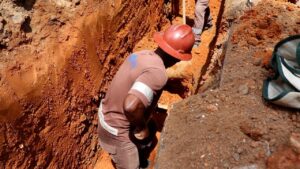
[125,108,147,131]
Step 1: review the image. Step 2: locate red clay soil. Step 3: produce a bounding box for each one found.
[0,0,166,168]
[156,1,300,169]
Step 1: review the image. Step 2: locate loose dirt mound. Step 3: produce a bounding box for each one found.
[0,0,165,168]
[156,1,300,168]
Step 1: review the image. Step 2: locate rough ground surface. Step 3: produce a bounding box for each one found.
[156,1,300,168]
[0,0,165,168]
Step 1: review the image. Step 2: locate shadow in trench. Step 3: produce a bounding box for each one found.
[152,107,168,132]
[14,0,36,10]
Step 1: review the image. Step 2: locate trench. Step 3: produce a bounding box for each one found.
[6,0,298,168]
[93,0,226,168]
[29,1,300,168]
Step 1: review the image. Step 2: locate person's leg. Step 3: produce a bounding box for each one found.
[137,136,158,168]
[99,138,139,169]
[203,7,213,30]
[98,124,139,169]
[113,141,139,169]
[193,0,210,46]
[194,0,210,32]
[132,119,158,168]
[172,0,180,16]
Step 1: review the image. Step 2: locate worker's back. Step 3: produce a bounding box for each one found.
[101,50,167,140]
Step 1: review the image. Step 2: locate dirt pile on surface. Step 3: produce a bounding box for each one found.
[0,0,166,168]
[0,0,81,50]
[231,3,299,48]
[156,1,300,168]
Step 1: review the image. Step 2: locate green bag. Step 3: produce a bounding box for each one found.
[263,35,300,109]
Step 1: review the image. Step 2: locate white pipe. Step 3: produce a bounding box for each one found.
[182,0,186,24]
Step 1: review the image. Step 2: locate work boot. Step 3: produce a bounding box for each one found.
[192,19,213,48]
[192,27,201,48]
[193,40,201,48]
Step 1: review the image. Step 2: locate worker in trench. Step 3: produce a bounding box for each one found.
[97,24,195,169]
[193,0,213,47]
[171,0,212,47]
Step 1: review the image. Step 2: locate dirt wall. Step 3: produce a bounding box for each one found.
[0,0,165,168]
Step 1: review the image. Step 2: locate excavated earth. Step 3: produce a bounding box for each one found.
[156,0,300,169]
[1,0,300,168]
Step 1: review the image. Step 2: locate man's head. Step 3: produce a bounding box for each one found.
[153,24,195,66]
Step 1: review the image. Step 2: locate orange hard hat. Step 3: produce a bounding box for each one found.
[154,24,195,61]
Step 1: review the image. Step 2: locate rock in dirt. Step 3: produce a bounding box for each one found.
[232,164,258,169]
[238,84,249,95]
[252,57,262,66]
[54,0,72,8]
[92,95,99,102]
[12,13,27,24]
[290,133,300,154]
[206,104,218,112]
[267,146,300,169]
[233,153,240,161]
[0,17,4,31]
[240,122,266,141]
[41,126,53,135]
[237,147,244,154]
[49,15,58,21]
[0,22,3,32]
[247,37,259,46]
[79,114,87,123]
[18,144,24,149]
[250,141,260,148]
